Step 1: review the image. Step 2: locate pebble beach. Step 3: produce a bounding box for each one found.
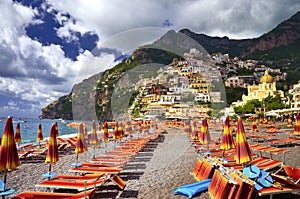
[3,122,300,199]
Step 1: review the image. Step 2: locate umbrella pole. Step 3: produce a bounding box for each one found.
[3,168,7,188]
[2,169,8,199]
[48,164,52,173]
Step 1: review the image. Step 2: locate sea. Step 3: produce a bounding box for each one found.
[0,117,84,144]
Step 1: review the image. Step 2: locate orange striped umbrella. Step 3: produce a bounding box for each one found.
[15,122,21,143]
[234,119,252,164]
[199,118,211,145]
[36,123,44,143]
[293,114,300,136]
[252,120,259,133]
[90,120,99,159]
[102,122,110,143]
[191,120,198,140]
[54,122,59,137]
[75,123,88,156]
[124,121,132,136]
[183,120,191,134]
[45,124,59,173]
[220,116,235,151]
[113,122,120,141]
[287,116,293,127]
[0,117,21,187]
[89,120,99,146]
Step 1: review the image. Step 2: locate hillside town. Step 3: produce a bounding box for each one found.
[129,48,300,120]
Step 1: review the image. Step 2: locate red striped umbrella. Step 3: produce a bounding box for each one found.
[102,122,109,143]
[234,119,252,164]
[0,117,21,188]
[36,123,44,144]
[89,120,99,158]
[287,116,293,127]
[124,121,132,136]
[220,116,235,151]
[113,122,121,141]
[183,120,192,134]
[75,123,88,158]
[45,124,59,173]
[191,119,198,140]
[15,122,21,143]
[252,120,259,133]
[54,122,59,137]
[89,120,99,145]
[199,118,211,145]
[294,114,300,136]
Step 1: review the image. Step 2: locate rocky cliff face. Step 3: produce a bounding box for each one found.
[40,93,73,120]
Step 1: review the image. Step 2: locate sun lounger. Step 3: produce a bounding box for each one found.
[35,178,108,191]
[224,157,282,171]
[13,188,95,199]
[68,166,122,174]
[256,173,300,198]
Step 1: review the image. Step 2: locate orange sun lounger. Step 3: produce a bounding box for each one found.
[13,188,95,199]
[35,178,108,192]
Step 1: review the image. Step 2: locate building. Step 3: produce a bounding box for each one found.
[233,70,284,106]
[289,83,300,108]
[225,76,244,87]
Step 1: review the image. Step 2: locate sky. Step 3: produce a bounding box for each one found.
[0,0,300,118]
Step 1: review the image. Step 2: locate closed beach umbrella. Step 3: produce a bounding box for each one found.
[15,122,21,144]
[75,123,88,163]
[36,123,44,143]
[0,117,21,188]
[220,116,235,151]
[191,119,198,140]
[89,120,99,145]
[183,120,192,135]
[124,121,132,136]
[102,122,110,143]
[199,118,211,145]
[54,122,59,137]
[287,115,293,127]
[89,120,99,158]
[45,124,59,173]
[234,119,253,164]
[252,119,259,133]
[113,122,120,141]
[293,114,300,136]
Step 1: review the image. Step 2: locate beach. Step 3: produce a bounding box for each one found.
[3,122,300,199]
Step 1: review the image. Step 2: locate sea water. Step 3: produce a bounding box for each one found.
[0,118,83,144]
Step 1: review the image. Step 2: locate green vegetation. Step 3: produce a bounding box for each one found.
[225,87,247,105]
[233,94,285,115]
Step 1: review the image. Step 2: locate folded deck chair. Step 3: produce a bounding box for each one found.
[208,170,231,199]
[195,159,215,181]
[191,159,203,177]
[14,188,95,199]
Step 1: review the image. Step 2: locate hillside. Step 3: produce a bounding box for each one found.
[40,11,300,120]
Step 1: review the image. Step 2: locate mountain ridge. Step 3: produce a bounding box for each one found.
[40,11,300,120]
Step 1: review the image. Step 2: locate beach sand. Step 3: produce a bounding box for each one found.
[3,122,300,199]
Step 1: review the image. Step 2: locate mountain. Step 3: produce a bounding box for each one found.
[180,11,300,69]
[40,11,300,120]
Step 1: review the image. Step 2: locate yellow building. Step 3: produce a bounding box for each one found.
[240,70,284,104]
[188,72,210,93]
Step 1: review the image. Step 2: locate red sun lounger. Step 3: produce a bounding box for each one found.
[13,188,95,199]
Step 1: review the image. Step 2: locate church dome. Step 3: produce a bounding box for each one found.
[260,70,273,83]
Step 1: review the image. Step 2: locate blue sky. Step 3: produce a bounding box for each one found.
[0,0,300,118]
